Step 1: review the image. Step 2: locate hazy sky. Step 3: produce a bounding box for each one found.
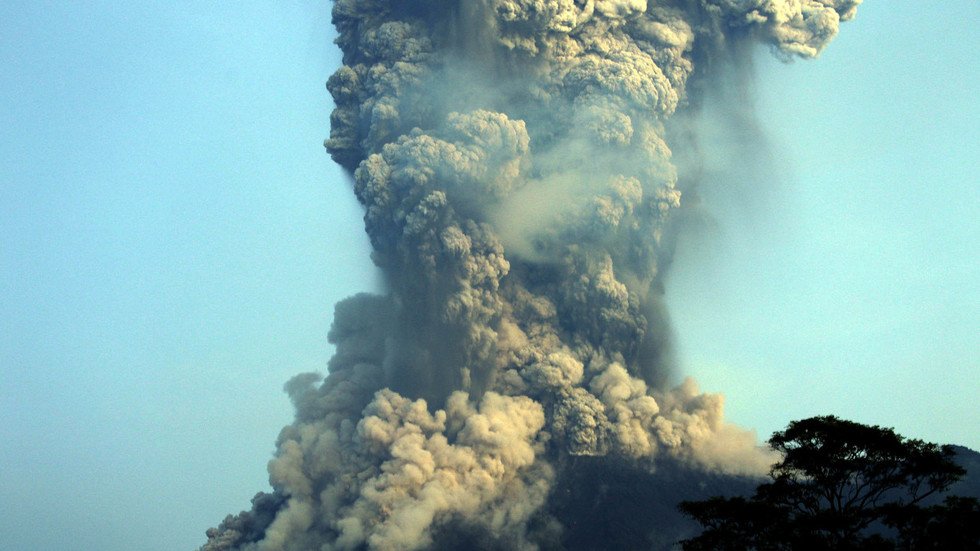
[1,2,976,550]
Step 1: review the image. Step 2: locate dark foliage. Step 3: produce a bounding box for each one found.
[679,416,980,550]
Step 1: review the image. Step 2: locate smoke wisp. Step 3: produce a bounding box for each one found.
[203,1,860,549]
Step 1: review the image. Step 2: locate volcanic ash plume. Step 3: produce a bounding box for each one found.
[203,1,860,549]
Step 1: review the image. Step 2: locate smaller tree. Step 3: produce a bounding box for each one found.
[679,416,977,550]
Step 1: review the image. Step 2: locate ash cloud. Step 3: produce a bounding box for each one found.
[203,1,860,549]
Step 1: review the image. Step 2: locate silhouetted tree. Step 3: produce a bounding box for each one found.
[885,495,980,550]
[679,416,978,550]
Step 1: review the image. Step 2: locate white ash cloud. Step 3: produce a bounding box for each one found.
[203,1,858,549]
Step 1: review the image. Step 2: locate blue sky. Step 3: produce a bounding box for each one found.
[0,2,976,550]
[667,1,979,450]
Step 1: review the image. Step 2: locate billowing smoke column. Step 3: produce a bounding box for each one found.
[203,1,860,549]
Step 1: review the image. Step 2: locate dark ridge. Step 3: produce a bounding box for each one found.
[944,445,980,501]
[549,455,759,551]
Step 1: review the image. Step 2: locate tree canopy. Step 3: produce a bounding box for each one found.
[679,416,979,550]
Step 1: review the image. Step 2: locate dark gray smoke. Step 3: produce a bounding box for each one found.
[202,1,860,549]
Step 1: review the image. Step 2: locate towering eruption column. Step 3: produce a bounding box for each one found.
[203,1,860,550]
